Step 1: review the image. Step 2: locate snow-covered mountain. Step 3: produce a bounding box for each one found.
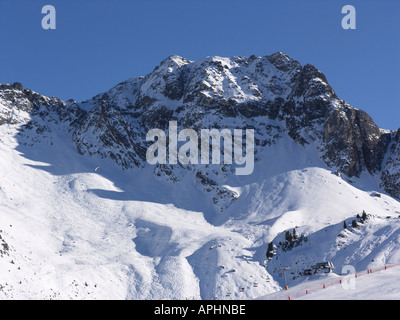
[1,52,400,299]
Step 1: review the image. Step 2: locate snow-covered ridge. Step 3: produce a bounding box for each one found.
[1,52,400,299]
[2,53,399,205]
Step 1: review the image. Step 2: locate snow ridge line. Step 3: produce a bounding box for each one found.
[285,262,400,300]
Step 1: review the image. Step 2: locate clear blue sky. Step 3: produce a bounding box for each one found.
[1,0,399,129]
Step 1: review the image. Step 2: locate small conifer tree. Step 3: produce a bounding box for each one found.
[361,210,368,222]
[266,241,274,259]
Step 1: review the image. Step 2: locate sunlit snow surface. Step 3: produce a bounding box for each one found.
[258,264,400,300]
[1,120,400,300]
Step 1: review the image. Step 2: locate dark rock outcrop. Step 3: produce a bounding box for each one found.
[1,52,399,205]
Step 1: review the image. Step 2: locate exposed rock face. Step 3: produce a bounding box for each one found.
[381,129,400,198]
[0,82,83,126]
[1,52,399,206]
[322,102,391,177]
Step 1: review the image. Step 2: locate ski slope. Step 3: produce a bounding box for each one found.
[258,263,400,300]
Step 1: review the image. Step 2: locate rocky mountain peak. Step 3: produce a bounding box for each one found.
[266,51,301,72]
[1,52,400,208]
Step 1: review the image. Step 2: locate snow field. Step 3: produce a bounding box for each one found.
[258,263,400,300]
[1,114,400,300]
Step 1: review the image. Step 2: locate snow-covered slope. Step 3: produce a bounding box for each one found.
[0,124,282,299]
[258,264,400,300]
[299,264,400,300]
[1,53,400,300]
[1,124,399,299]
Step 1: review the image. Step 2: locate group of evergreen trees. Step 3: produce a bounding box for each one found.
[266,210,372,259]
[266,228,308,259]
[266,210,371,260]
[343,210,369,229]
